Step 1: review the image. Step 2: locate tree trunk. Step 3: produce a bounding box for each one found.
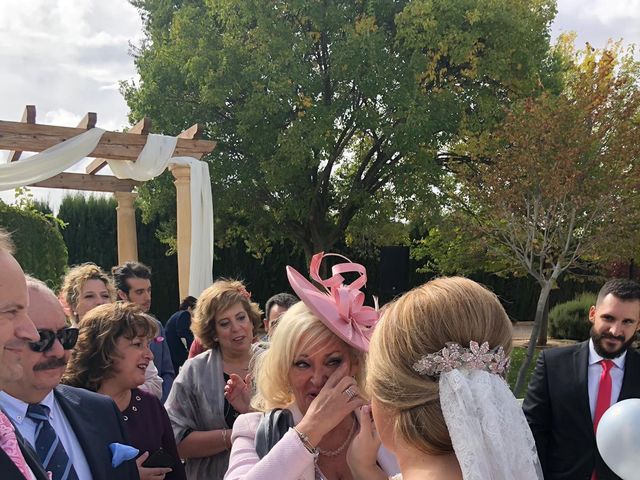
[514,281,553,397]
[536,294,550,346]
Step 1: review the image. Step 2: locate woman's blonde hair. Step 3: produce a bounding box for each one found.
[190,279,262,350]
[59,263,115,320]
[251,301,366,411]
[61,302,158,392]
[367,276,512,455]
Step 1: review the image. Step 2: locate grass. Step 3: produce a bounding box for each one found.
[507,346,541,395]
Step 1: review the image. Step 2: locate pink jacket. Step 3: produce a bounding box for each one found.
[224,407,399,480]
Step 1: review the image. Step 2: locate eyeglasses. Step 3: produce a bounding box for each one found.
[29,328,79,353]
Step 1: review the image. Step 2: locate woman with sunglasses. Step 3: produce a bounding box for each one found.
[62,302,187,480]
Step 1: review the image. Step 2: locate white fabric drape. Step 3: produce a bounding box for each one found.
[0,128,106,189]
[0,129,214,297]
[107,134,214,297]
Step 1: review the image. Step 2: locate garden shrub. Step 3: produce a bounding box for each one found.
[0,201,68,289]
[548,292,595,341]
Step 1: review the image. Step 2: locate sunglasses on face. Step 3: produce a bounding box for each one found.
[29,328,79,353]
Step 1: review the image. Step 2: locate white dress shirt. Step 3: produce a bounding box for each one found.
[0,390,93,480]
[588,338,626,419]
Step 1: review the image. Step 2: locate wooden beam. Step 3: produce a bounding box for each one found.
[8,105,36,162]
[0,120,215,161]
[30,173,140,192]
[77,112,97,129]
[176,124,209,159]
[86,118,152,174]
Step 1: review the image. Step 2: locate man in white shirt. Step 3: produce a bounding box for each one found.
[523,278,640,480]
[0,276,138,480]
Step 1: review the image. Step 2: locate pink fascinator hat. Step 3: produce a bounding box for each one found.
[286,252,379,352]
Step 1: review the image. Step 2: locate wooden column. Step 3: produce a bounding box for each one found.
[170,165,192,300]
[114,192,138,263]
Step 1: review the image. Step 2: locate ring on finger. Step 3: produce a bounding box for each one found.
[343,386,358,400]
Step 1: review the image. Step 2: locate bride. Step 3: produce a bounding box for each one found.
[355,276,543,480]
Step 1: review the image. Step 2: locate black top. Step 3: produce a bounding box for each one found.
[222,373,240,428]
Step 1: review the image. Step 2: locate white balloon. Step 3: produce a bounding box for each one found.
[596,398,640,480]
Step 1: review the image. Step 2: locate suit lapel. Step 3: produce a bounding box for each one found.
[14,427,49,480]
[0,447,28,480]
[573,341,594,437]
[619,348,640,400]
[54,387,108,480]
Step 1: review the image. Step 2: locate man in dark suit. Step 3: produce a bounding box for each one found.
[0,228,46,480]
[524,278,640,480]
[0,276,139,480]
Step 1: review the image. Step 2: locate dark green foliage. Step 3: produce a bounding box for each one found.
[0,202,67,289]
[548,292,595,341]
[58,195,118,269]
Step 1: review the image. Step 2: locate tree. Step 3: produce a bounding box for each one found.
[448,38,640,396]
[124,0,556,259]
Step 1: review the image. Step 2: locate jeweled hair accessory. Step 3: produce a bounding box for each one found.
[286,252,379,352]
[412,341,510,377]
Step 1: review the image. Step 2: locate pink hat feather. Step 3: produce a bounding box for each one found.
[286,252,379,352]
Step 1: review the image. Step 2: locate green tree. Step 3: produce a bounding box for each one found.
[447,39,640,396]
[124,0,556,259]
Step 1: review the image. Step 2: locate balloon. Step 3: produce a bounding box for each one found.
[596,398,640,479]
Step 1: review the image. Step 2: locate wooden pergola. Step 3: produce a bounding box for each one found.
[0,105,216,299]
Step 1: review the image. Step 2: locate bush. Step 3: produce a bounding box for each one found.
[548,292,595,341]
[0,201,68,289]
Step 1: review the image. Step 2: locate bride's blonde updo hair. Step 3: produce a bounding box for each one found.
[367,276,512,455]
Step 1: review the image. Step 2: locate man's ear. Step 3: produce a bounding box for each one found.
[588,305,596,325]
[263,319,269,332]
[117,290,129,302]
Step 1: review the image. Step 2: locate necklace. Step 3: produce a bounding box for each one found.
[318,416,357,457]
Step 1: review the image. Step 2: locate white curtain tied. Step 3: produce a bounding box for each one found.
[0,130,213,297]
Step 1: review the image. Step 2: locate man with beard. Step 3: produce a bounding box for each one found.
[0,277,139,480]
[524,278,640,480]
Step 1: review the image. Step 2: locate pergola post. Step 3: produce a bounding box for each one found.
[170,164,192,300]
[114,191,139,263]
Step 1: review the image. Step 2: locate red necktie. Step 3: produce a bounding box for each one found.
[594,359,614,432]
[592,359,615,480]
[0,411,32,479]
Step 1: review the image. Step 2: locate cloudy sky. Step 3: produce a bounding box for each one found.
[1,0,639,207]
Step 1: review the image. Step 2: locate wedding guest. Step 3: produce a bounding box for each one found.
[261,293,298,340]
[524,278,640,480]
[224,253,399,480]
[0,277,138,480]
[364,277,542,480]
[165,296,197,373]
[59,263,115,326]
[62,302,186,480]
[112,262,175,401]
[60,263,163,399]
[0,228,45,480]
[165,280,262,480]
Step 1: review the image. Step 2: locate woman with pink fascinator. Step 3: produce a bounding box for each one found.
[224,253,399,480]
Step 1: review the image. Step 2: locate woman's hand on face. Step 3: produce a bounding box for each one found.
[135,452,172,480]
[296,363,364,446]
[347,405,386,480]
[224,373,252,414]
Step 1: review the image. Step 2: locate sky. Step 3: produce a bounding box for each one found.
[1,0,639,208]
